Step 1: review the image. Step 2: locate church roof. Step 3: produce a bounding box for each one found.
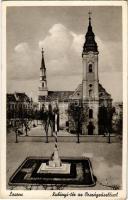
[39,82,112,102]
[7,93,31,102]
[83,15,98,53]
[69,83,112,100]
[7,94,16,102]
[99,83,112,100]
[14,92,30,102]
[69,84,82,100]
[39,91,74,102]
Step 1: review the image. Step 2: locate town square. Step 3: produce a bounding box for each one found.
[5,5,124,192]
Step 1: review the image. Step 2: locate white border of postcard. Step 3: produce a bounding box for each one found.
[1,1,128,200]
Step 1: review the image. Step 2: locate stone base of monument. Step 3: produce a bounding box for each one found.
[37,163,71,174]
[9,157,96,189]
[37,145,71,174]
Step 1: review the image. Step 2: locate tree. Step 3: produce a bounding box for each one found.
[68,102,82,142]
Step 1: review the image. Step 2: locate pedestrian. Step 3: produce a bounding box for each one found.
[24,120,29,136]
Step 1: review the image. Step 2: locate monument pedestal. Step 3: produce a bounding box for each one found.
[37,163,71,174]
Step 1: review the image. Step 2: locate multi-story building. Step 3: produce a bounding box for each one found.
[7,92,33,126]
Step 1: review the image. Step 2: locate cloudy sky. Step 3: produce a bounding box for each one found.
[7,6,122,102]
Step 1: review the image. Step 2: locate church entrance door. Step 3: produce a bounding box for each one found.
[87,122,94,135]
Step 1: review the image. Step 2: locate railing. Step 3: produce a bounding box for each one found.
[14,128,119,144]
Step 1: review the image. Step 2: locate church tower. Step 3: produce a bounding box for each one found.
[82,13,99,135]
[38,48,48,108]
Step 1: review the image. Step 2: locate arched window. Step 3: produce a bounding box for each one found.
[89,109,93,118]
[89,64,92,72]
[89,89,93,98]
[42,82,45,87]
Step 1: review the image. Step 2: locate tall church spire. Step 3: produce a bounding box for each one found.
[38,48,48,100]
[88,11,92,30]
[83,12,98,54]
[40,48,46,80]
[41,48,46,69]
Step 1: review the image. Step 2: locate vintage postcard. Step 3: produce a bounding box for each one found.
[1,1,127,199]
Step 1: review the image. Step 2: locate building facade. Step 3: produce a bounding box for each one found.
[112,102,123,133]
[7,92,33,127]
[38,15,113,135]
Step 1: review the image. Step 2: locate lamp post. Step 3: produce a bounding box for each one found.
[46,118,49,143]
[15,128,18,143]
[77,105,80,143]
[108,131,111,143]
[45,106,49,143]
[105,107,111,144]
[77,123,80,143]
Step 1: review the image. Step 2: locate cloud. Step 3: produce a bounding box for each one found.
[14,42,30,53]
[7,23,122,101]
[8,24,84,84]
[39,24,73,60]
[47,57,69,75]
[96,37,122,72]
[7,42,39,80]
[38,23,83,77]
[9,24,122,82]
[70,32,84,54]
[39,23,122,78]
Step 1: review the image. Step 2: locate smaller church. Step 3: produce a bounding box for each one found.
[38,14,113,135]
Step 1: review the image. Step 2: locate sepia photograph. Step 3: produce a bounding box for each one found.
[1,1,127,199]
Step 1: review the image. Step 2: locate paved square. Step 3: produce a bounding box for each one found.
[7,126,122,190]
